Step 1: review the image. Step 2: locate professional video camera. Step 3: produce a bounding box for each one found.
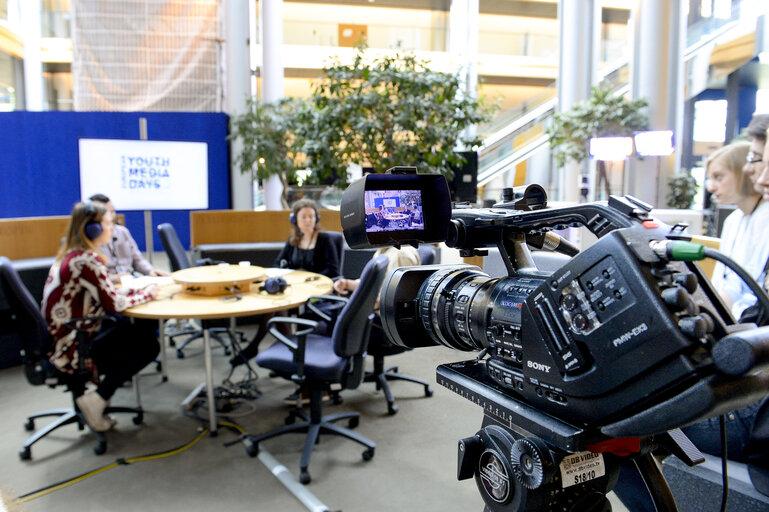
[340,167,769,511]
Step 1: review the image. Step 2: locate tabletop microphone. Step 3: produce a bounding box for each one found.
[279,259,288,269]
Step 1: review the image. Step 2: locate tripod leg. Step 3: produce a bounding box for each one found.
[634,453,679,512]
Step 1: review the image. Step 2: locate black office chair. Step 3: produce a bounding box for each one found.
[241,255,389,484]
[417,245,437,265]
[0,256,143,459]
[325,230,345,277]
[362,245,435,415]
[157,222,238,358]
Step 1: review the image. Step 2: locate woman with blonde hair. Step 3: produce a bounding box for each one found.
[706,141,769,318]
[41,201,159,432]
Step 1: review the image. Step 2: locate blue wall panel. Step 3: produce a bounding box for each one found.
[0,111,231,252]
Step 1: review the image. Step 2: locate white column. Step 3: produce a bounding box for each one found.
[225,0,254,210]
[556,0,598,203]
[449,0,479,145]
[261,0,285,210]
[20,0,44,111]
[628,0,684,206]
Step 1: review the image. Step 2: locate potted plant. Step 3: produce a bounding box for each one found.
[301,46,495,186]
[231,46,495,205]
[667,170,699,209]
[229,97,308,207]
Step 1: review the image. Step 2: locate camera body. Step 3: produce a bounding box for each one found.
[340,168,769,511]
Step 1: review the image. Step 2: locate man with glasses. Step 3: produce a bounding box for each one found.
[89,193,170,284]
[743,114,769,189]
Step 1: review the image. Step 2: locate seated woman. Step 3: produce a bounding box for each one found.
[274,199,340,278]
[41,201,159,432]
[706,141,769,319]
[231,199,340,366]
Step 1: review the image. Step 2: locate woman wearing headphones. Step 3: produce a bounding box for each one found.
[41,201,159,432]
[274,199,340,278]
[230,199,340,368]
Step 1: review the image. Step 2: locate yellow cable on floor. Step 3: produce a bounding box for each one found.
[15,426,213,504]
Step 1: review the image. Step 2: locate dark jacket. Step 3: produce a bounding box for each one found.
[274,231,340,278]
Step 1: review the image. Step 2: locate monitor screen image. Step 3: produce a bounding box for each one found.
[364,189,424,232]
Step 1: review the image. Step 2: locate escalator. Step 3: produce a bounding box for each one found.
[475,2,762,193]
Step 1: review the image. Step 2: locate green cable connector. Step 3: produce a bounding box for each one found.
[668,241,705,261]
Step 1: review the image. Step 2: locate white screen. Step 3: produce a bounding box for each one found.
[78,138,209,210]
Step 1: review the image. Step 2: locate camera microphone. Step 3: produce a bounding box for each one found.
[525,232,579,257]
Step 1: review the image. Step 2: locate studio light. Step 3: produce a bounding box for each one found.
[634,130,674,156]
[589,136,633,161]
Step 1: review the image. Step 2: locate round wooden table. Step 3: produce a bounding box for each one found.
[383,213,409,228]
[124,267,333,433]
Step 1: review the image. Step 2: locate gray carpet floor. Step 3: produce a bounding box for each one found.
[0,328,631,512]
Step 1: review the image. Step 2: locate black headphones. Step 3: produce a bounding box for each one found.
[83,201,103,241]
[289,205,320,226]
[259,277,289,295]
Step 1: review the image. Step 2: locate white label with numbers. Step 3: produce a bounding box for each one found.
[559,451,606,488]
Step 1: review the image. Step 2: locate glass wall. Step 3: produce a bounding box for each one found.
[42,0,71,38]
[282,2,448,52]
[0,50,17,111]
[478,13,557,59]
[43,62,72,110]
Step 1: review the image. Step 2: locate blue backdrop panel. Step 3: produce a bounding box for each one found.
[0,111,230,252]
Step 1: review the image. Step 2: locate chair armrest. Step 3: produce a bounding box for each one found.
[266,316,318,383]
[305,295,349,321]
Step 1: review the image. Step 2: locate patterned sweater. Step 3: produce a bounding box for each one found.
[41,250,154,374]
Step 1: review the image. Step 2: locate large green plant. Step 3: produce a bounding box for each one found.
[546,86,649,168]
[229,97,307,186]
[302,47,494,185]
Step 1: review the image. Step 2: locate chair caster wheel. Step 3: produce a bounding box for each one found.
[425,386,434,397]
[19,447,31,460]
[155,361,163,372]
[132,413,143,425]
[94,442,106,455]
[176,350,185,359]
[24,419,34,431]
[362,447,375,461]
[348,417,359,429]
[168,339,176,347]
[299,469,311,485]
[285,413,296,425]
[245,440,258,457]
[332,393,343,405]
[162,376,168,382]
[224,348,231,356]
[388,404,399,415]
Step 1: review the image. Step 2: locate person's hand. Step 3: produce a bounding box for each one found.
[143,283,159,299]
[110,272,128,285]
[334,278,350,295]
[150,269,171,277]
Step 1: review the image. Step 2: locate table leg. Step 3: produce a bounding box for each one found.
[203,327,218,435]
[158,319,168,382]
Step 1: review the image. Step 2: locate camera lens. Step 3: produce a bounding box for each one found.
[417,268,499,351]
